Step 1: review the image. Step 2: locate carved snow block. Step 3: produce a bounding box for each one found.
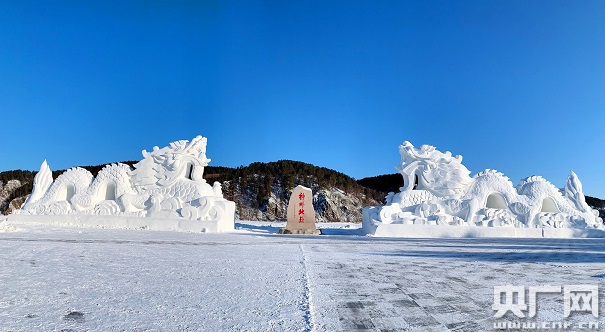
[12,135,235,233]
[280,185,320,235]
[362,140,605,238]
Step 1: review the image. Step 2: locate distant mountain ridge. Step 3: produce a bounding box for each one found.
[2,163,603,221]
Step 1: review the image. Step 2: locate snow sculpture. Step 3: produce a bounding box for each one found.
[14,136,234,233]
[363,141,604,238]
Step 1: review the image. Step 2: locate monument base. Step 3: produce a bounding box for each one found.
[278,228,321,235]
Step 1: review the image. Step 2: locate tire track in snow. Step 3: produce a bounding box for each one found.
[299,243,315,332]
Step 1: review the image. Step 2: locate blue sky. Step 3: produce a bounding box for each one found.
[1,1,604,197]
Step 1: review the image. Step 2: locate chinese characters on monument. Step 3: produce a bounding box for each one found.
[279,185,320,235]
[298,191,305,223]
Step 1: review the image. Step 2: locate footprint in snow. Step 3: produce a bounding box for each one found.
[63,311,85,323]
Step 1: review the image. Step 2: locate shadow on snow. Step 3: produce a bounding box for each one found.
[368,247,605,264]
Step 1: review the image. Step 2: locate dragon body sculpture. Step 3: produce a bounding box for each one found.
[17,136,234,230]
[365,141,603,234]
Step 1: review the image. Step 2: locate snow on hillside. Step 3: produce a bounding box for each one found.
[227,181,380,223]
[0,180,27,215]
[0,180,22,200]
[1,221,604,331]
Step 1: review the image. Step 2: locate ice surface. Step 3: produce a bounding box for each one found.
[1,221,604,331]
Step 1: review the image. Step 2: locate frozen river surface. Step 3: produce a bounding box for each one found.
[1,221,604,331]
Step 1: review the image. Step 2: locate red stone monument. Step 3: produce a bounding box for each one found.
[279,185,321,235]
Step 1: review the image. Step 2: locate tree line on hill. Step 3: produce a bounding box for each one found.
[204,160,384,207]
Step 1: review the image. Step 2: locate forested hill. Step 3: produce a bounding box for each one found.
[357,173,403,194]
[204,160,384,221]
[204,160,382,201]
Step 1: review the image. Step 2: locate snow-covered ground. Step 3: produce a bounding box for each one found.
[1,220,604,331]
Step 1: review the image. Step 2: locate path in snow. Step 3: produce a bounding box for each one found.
[1,222,604,331]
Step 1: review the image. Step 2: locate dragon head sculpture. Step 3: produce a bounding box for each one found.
[130,135,212,191]
[397,141,472,198]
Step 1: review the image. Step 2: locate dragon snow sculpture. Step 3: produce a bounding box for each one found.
[363,141,603,235]
[17,136,234,231]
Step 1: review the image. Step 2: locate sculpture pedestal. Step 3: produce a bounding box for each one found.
[362,220,605,238]
[7,213,235,233]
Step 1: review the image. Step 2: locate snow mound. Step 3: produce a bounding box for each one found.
[0,219,17,232]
